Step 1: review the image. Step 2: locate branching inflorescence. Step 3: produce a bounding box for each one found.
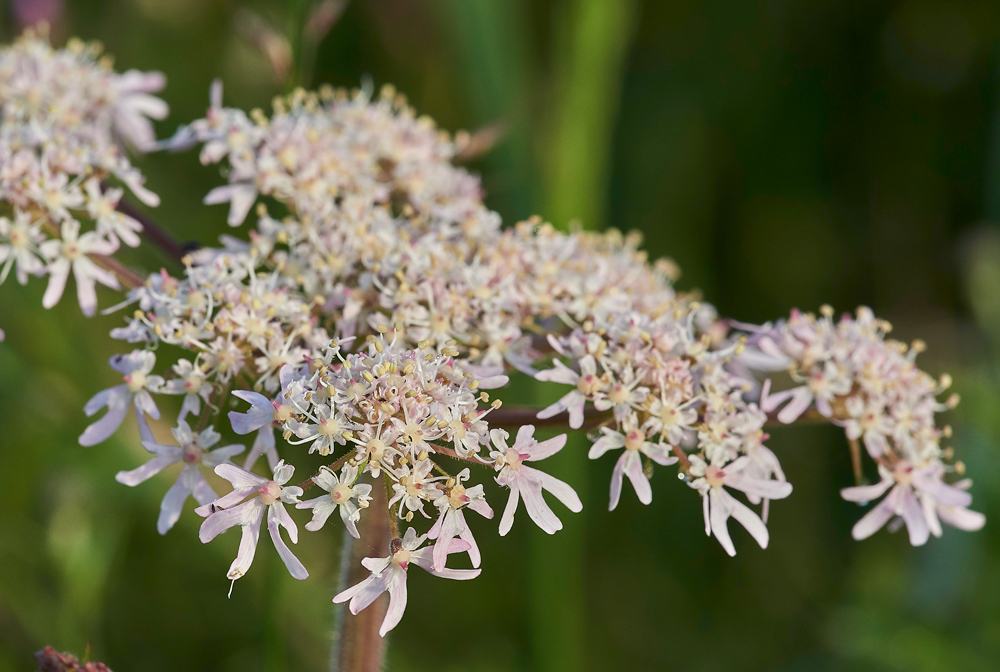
[0,32,984,639]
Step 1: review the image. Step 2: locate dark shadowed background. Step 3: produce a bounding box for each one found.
[2,1,1000,670]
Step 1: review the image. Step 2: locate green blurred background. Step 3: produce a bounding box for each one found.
[3,0,1000,670]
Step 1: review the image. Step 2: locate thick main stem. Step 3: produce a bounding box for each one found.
[331,476,390,672]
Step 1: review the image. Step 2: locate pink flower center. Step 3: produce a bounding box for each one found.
[705,465,726,489]
[431,313,451,333]
[391,548,411,569]
[62,241,82,260]
[449,484,469,509]
[318,416,340,437]
[608,385,630,404]
[330,483,352,504]
[273,404,293,423]
[9,227,27,248]
[402,422,424,443]
[124,370,147,393]
[366,438,386,461]
[258,480,282,506]
[624,429,645,451]
[577,374,601,395]
[893,461,913,486]
[504,448,525,471]
[182,442,203,464]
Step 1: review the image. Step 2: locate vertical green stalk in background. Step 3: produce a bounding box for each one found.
[533,2,636,671]
[434,0,535,221]
[542,0,637,230]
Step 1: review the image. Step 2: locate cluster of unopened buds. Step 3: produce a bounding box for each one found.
[0,31,984,638]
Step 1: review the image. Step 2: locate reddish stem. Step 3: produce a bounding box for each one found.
[89,253,145,289]
[297,452,355,490]
[485,405,612,430]
[116,196,187,263]
[332,480,390,672]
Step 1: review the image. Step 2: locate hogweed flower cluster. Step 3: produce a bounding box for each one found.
[745,307,983,544]
[0,29,984,640]
[0,28,164,316]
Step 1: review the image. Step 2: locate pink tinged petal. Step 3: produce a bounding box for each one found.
[723,474,793,501]
[334,572,387,610]
[725,491,770,550]
[703,494,711,536]
[42,258,71,309]
[923,495,942,538]
[190,473,218,507]
[536,392,586,428]
[459,524,482,568]
[816,397,833,417]
[134,389,161,420]
[229,391,274,435]
[300,497,336,532]
[759,386,793,413]
[851,493,897,540]
[609,454,626,511]
[268,508,308,579]
[567,396,586,430]
[709,489,737,557]
[621,451,652,505]
[204,443,246,467]
[205,486,259,512]
[339,504,361,539]
[776,387,813,424]
[179,394,201,420]
[227,508,264,580]
[428,512,443,539]
[312,469,339,492]
[468,498,494,519]
[79,385,132,446]
[245,427,278,470]
[121,171,160,206]
[200,499,262,542]
[535,360,580,386]
[379,569,409,637]
[418,563,482,581]
[74,263,99,317]
[362,556,392,574]
[115,454,179,486]
[642,442,678,466]
[204,184,258,226]
[756,445,785,481]
[498,483,520,536]
[841,478,893,503]
[527,466,582,513]
[937,505,986,532]
[898,489,929,546]
[519,479,563,534]
[432,510,463,572]
[589,430,625,459]
[157,479,191,534]
[271,502,299,543]
[912,473,973,508]
[863,431,887,458]
[215,463,268,490]
[527,433,568,461]
[759,378,773,409]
